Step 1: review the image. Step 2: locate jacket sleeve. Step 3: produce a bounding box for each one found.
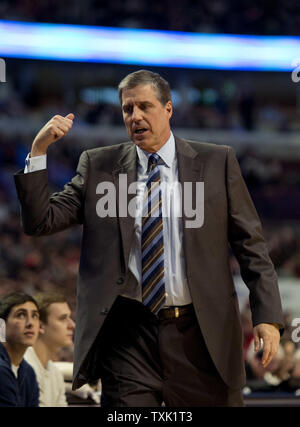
[29,369,40,407]
[226,146,284,331]
[0,366,18,407]
[13,150,89,236]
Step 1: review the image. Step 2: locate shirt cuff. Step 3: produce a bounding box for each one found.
[24,152,47,173]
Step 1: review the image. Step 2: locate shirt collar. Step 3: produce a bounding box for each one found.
[136,131,175,172]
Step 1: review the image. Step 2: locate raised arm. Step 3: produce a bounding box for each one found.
[14,114,89,236]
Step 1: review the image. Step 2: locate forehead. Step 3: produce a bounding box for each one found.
[10,301,38,315]
[122,84,159,105]
[48,302,70,317]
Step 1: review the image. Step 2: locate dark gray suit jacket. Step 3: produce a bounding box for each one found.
[14,137,284,390]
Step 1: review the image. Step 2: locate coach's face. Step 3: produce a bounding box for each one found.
[121,84,172,153]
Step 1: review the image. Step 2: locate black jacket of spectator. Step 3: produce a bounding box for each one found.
[0,342,39,407]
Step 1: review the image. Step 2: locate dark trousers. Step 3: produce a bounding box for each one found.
[99,296,243,407]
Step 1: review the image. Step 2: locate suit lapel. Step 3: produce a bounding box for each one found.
[175,136,204,219]
[175,137,204,283]
[112,143,137,269]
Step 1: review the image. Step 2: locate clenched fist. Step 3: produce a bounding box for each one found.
[30,113,74,157]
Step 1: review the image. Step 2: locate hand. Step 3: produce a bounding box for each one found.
[31,113,74,157]
[253,323,280,368]
[70,383,100,404]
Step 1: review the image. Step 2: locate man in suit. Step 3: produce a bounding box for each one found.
[14,70,284,406]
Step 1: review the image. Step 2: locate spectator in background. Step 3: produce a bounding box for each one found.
[24,291,99,406]
[24,291,74,406]
[0,292,40,407]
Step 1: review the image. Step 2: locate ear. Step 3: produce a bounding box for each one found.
[39,321,46,335]
[165,100,173,119]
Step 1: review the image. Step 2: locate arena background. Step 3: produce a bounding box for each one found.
[0,0,300,406]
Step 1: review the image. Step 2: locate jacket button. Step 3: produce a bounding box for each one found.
[116,277,124,285]
[100,307,109,315]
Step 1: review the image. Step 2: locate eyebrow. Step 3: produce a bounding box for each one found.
[58,313,71,319]
[15,308,39,316]
[139,101,154,107]
[123,101,154,108]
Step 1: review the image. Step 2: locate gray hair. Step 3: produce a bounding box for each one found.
[118,69,172,106]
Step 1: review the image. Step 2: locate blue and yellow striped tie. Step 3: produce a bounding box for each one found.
[141,153,166,314]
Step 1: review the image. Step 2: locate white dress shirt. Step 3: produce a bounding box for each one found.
[128,132,191,306]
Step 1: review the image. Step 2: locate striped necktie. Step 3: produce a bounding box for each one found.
[141,153,166,315]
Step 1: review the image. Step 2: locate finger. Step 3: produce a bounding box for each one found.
[52,115,73,127]
[56,123,71,133]
[65,113,74,120]
[263,338,279,367]
[50,127,65,140]
[51,115,73,128]
[56,117,74,132]
[50,119,73,134]
[254,333,261,352]
[261,340,272,367]
[262,349,273,367]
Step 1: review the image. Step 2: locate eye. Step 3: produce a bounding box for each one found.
[17,313,25,318]
[123,105,132,114]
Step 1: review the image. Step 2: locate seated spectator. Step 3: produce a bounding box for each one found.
[24,291,75,406]
[0,292,40,407]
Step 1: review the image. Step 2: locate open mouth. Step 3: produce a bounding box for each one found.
[134,128,148,135]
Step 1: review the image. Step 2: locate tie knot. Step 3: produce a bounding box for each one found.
[148,153,159,172]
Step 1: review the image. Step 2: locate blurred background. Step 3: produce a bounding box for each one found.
[1,0,300,405]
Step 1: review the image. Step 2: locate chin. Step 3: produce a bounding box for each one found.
[23,338,36,346]
[132,137,144,146]
[134,139,152,151]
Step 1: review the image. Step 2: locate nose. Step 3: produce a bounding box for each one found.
[68,318,75,330]
[132,106,142,122]
[25,316,35,328]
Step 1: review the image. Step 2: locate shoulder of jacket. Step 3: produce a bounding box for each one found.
[21,358,38,379]
[185,139,231,153]
[178,138,233,159]
[84,141,132,158]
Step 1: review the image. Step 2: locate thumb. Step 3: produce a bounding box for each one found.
[254,331,261,352]
[65,113,74,120]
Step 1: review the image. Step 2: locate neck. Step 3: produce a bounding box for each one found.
[3,342,26,366]
[152,130,171,153]
[33,339,57,368]
[139,129,171,153]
